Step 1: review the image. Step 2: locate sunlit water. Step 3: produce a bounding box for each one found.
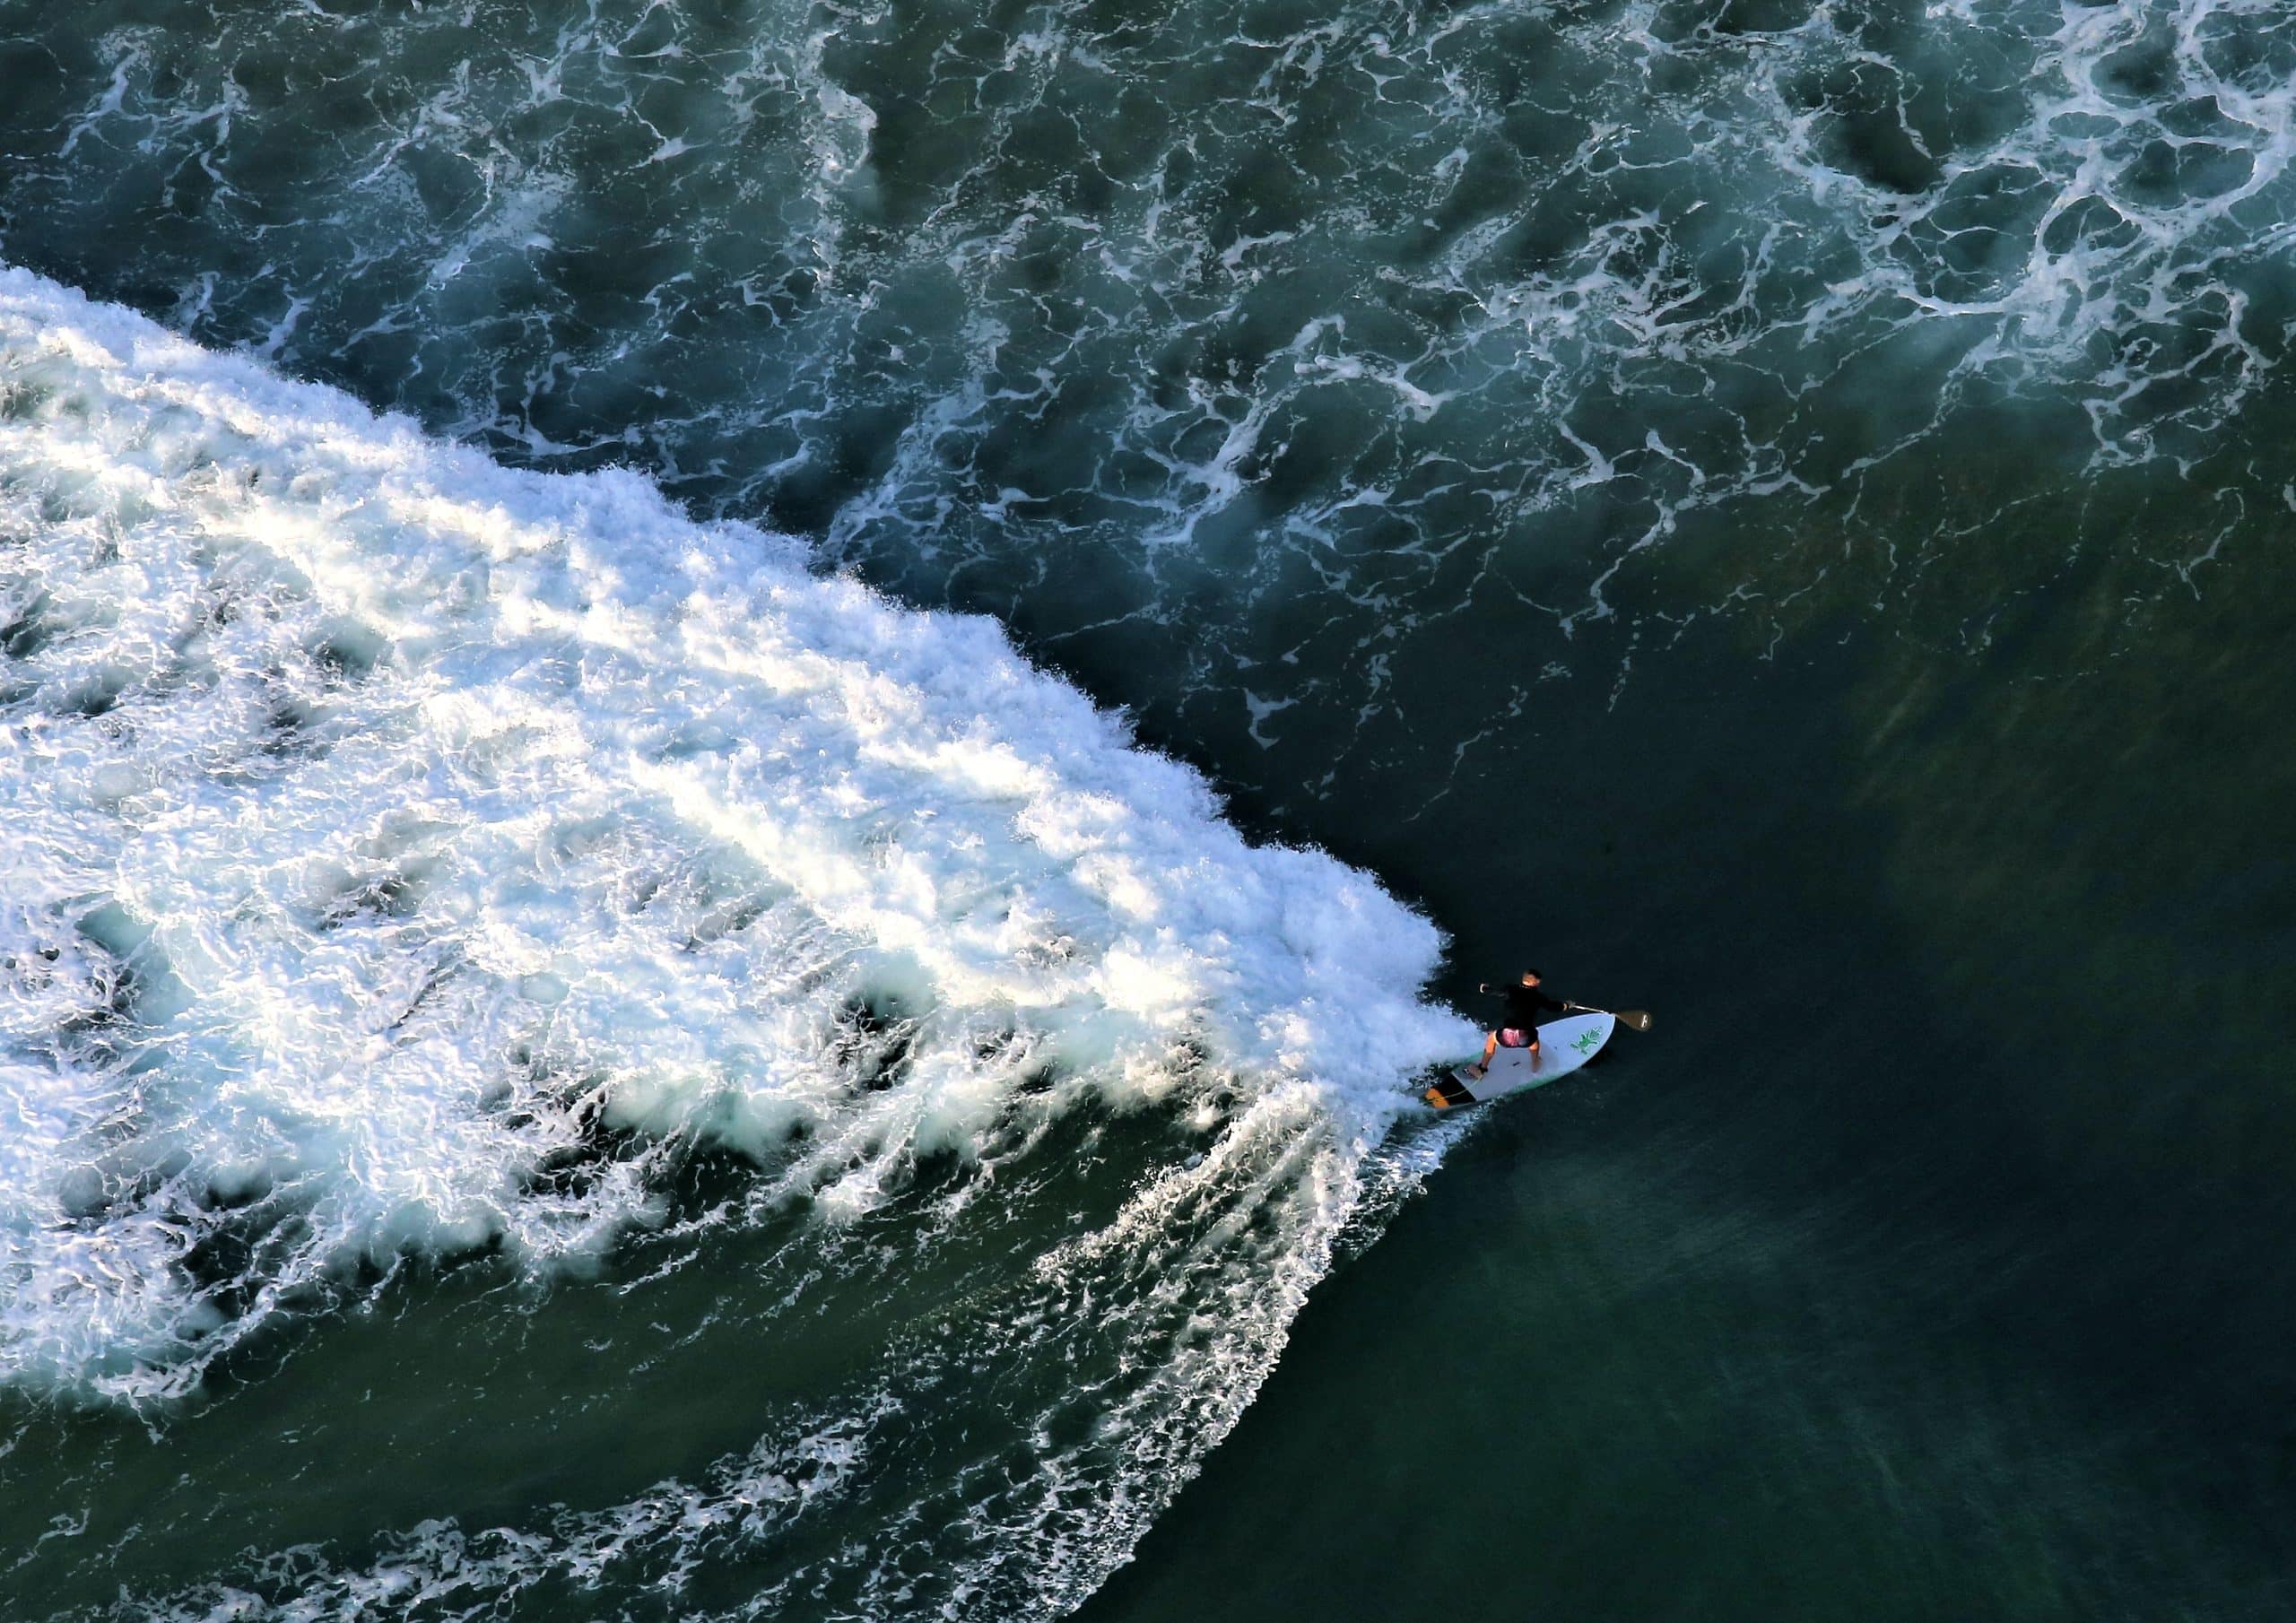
[3,2,2293,1619]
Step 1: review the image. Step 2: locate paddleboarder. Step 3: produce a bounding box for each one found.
[1469,968,1567,1080]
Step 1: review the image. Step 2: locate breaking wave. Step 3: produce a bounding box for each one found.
[1,265,1470,1615]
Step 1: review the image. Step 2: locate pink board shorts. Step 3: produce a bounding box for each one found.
[1497,1027,1534,1047]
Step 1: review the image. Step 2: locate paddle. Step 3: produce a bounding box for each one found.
[1564,1001,1653,1032]
[1474,984,1653,1033]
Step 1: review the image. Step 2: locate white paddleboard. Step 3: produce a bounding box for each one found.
[1422,1011,1614,1109]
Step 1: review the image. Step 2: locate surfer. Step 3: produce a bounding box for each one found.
[1469,969,1566,1079]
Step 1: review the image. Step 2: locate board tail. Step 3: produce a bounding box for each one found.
[1423,1073,1476,1109]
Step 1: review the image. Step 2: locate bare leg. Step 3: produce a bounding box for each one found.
[1472,1031,1499,1077]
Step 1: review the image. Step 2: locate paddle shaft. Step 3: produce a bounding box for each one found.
[1564,1001,1652,1032]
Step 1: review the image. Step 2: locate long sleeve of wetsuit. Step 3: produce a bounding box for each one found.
[1500,985,1566,1028]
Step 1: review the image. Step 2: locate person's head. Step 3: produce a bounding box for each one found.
[1519,968,1542,986]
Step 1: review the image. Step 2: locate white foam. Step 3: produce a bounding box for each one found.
[0,263,1474,1403]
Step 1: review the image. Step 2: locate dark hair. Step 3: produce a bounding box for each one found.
[1521,968,1542,981]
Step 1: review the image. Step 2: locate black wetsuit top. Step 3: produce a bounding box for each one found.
[1498,983,1566,1032]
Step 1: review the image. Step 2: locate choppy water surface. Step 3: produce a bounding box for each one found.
[3,2,2294,1619]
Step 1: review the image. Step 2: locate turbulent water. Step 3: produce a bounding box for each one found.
[3,266,1474,1611]
[3,2,2294,1620]
[10,0,2292,704]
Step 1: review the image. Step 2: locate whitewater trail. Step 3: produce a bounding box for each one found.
[0,263,1473,1615]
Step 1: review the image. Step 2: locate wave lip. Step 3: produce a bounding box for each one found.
[0,261,1472,1414]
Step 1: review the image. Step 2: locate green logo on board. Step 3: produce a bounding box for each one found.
[1572,1028,1600,1053]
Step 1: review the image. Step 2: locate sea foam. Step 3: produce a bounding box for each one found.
[0,263,1473,1405]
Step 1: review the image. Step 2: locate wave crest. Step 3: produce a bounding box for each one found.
[0,265,1471,1416]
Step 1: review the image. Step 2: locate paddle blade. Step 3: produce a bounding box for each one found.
[1616,1010,1653,1032]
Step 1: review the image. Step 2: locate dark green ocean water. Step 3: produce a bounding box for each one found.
[4,1,2294,1618]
